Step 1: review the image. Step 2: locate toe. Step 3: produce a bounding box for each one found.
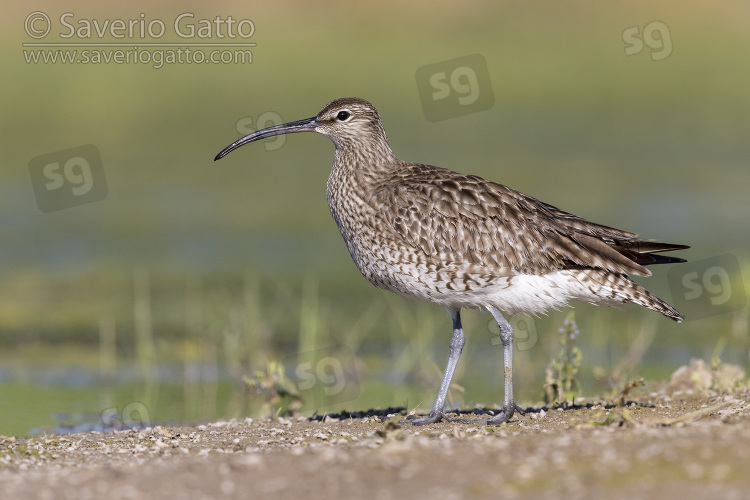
[403,412,444,425]
[486,403,521,425]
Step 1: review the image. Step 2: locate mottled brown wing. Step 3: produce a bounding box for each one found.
[375,164,651,277]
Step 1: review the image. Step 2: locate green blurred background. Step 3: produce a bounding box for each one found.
[1,0,748,436]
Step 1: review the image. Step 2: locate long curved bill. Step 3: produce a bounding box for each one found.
[214,116,318,161]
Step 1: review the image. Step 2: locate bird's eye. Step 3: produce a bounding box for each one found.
[336,110,351,121]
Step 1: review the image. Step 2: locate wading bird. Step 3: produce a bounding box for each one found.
[215,97,688,425]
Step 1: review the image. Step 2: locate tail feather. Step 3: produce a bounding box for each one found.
[612,241,689,268]
[636,288,684,322]
[582,271,685,322]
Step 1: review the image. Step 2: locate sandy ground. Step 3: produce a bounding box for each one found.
[2,364,749,500]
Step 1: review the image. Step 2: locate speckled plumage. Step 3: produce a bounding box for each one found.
[216,97,688,425]
[319,98,686,320]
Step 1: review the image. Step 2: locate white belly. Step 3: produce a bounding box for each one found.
[362,254,622,316]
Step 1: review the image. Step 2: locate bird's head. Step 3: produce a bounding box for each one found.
[215,97,391,161]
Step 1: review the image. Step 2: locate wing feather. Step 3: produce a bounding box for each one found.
[376,164,686,277]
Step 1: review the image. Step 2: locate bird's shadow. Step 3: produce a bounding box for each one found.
[307,400,656,423]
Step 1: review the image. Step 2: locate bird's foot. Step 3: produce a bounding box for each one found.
[402,410,456,426]
[486,403,525,425]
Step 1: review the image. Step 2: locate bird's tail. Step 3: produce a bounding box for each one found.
[613,240,690,268]
[582,270,684,322]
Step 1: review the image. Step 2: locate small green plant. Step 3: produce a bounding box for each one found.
[594,376,643,427]
[544,312,582,406]
[243,360,302,418]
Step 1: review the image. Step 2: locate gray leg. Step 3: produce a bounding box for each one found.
[406,307,464,425]
[486,307,525,424]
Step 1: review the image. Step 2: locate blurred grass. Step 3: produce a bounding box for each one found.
[0,0,749,435]
[0,268,746,436]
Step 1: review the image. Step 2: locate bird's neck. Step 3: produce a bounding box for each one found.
[332,135,401,182]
